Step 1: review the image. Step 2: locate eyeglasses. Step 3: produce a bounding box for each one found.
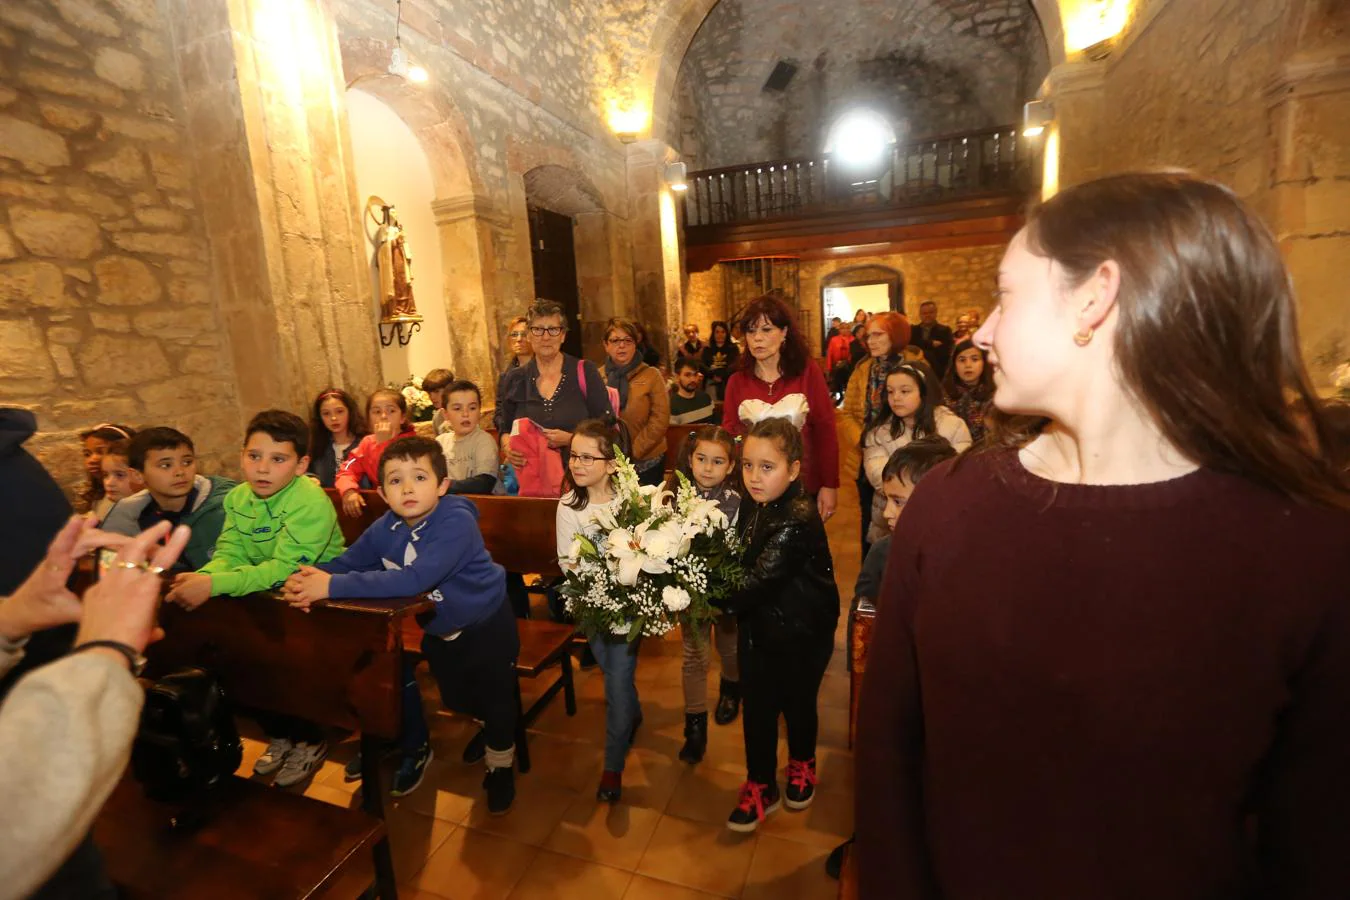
[606,337,635,347]
[529,325,564,337]
[508,330,528,339]
[569,452,613,466]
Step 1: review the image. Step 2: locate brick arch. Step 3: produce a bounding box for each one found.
[641,0,1068,140]
[338,37,483,201]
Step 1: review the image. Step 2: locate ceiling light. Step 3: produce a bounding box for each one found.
[387,0,427,85]
[826,110,896,170]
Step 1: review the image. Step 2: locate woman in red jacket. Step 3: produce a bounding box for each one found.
[722,293,839,521]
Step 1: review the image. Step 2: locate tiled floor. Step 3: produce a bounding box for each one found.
[239,440,864,899]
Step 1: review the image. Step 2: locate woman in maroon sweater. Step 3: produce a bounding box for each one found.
[855,172,1350,899]
[722,293,839,521]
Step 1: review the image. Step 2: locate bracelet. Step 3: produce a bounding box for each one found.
[69,640,147,676]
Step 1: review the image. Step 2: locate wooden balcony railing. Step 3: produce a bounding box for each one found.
[682,125,1038,228]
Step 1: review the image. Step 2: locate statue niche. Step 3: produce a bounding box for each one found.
[366,195,423,346]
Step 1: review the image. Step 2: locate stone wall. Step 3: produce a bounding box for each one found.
[0,0,240,496]
[670,0,1050,169]
[683,243,1006,345]
[1052,0,1350,385]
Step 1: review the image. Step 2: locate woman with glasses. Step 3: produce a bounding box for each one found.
[492,316,534,435]
[603,317,670,486]
[497,300,613,495]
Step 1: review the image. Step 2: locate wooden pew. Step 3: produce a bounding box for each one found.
[848,595,877,749]
[324,489,579,764]
[94,587,426,900]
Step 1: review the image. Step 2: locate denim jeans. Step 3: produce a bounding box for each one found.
[589,634,643,772]
[401,655,430,754]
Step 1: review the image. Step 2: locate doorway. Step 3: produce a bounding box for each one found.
[819,264,905,350]
[527,206,583,359]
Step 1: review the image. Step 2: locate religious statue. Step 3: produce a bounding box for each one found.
[367,196,418,321]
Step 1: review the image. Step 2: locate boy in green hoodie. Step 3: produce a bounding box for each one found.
[166,409,346,787]
[101,426,236,570]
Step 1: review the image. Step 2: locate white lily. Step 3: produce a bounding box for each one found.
[606,521,674,585]
[592,503,619,533]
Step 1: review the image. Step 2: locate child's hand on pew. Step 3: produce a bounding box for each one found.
[283,566,331,612]
[165,572,212,610]
[341,489,366,517]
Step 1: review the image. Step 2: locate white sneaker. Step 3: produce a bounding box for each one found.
[275,741,328,788]
[253,737,293,776]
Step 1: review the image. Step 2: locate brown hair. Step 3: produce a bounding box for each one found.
[942,339,993,397]
[993,171,1350,508]
[744,417,804,465]
[734,293,812,378]
[367,388,411,428]
[422,368,455,394]
[528,298,567,329]
[563,416,631,510]
[604,316,641,345]
[379,435,448,485]
[310,387,368,459]
[665,425,741,495]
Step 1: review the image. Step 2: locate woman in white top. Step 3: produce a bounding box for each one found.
[861,362,971,542]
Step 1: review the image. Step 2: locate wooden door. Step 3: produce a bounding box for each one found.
[528,206,583,359]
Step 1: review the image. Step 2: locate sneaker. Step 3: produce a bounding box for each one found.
[461,729,486,765]
[484,766,515,815]
[391,744,433,797]
[784,757,818,810]
[344,743,397,782]
[727,780,780,833]
[596,770,622,803]
[274,740,328,788]
[253,737,293,776]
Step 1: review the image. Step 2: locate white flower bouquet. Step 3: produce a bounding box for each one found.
[560,450,746,641]
[389,373,434,422]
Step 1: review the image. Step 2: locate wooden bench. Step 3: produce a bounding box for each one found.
[848,595,877,749]
[94,774,385,899]
[324,489,578,767]
[93,586,428,899]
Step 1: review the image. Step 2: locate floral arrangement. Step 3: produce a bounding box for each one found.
[560,451,746,641]
[389,373,434,422]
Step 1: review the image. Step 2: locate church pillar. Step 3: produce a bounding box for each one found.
[430,196,500,403]
[1267,1,1350,386]
[1039,59,1108,191]
[625,139,685,363]
[171,0,381,414]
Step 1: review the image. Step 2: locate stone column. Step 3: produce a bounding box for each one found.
[1040,59,1108,190]
[430,195,500,403]
[171,0,381,414]
[626,139,684,363]
[1267,2,1350,386]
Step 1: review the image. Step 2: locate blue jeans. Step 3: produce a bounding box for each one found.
[401,656,430,754]
[589,634,642,772]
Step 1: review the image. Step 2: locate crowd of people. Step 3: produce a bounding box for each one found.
[3,170,1350,897]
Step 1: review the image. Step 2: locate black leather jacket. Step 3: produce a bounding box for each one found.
[720,481,840,649]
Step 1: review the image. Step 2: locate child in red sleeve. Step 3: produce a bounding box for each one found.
[336,388,416,516]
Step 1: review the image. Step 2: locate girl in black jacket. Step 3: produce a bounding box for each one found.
[717,416,839,833]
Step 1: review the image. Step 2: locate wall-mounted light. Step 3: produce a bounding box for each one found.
[387,0,428,84]
[607,99,649,144]
[664,162,688,192]
[1022,99,1054,138]
[1066,0,1129,57]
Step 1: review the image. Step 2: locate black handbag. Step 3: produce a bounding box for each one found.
[132,667,242,803]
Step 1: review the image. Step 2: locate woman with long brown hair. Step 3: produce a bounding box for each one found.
[721,294,840,521]
[855,172,1350,898]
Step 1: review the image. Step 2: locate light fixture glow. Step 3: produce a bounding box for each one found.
[387,0,428,85]
[826,110,896,170]
[1022,99,1054,138]
[1066,0,1129,54]
[408,65,428,83]
[607,99,649,143]
[664,161,689,192]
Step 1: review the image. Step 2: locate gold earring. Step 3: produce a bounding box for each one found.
[1073,327,1094,347]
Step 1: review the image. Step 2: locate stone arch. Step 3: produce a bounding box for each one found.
[338,36,484,201]
[642,0,1068,141]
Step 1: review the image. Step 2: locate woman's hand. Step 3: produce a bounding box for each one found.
[542,428,572,449]
[76,520,191,654]
[0,516,132,641]
[342,490,366,517]
[502,435,526,468]
[817,487,837,523]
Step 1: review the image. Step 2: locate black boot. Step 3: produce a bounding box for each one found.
[678,712,708,764]
[714,678,741,726]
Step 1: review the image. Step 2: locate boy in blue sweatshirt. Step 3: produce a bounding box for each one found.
[284,436,520,812]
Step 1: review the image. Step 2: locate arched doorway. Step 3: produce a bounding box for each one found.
[820,264,905,349]
[345,88,452,383]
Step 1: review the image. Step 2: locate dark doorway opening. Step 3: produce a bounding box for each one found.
[528,206,583,359]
